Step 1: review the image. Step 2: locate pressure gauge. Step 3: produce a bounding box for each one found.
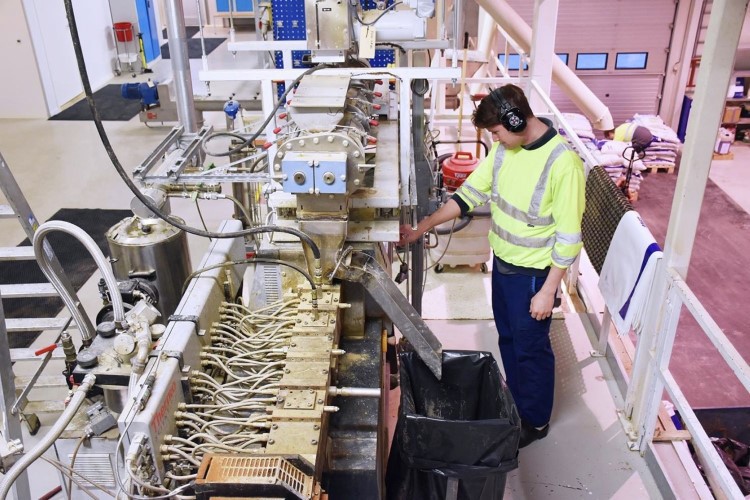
[113,334,136,358]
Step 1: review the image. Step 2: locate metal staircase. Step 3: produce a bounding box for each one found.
[0,151,93,499]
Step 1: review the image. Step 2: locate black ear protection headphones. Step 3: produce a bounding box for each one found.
[489,88,527,133]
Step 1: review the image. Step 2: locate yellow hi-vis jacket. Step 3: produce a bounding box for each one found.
[455,133,585,270]
[613,122,639,142]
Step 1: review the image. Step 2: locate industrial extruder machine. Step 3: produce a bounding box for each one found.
[0,0,468,496]
[21,70,445,499]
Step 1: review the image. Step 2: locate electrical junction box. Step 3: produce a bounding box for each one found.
[281,151,348,195]
[305,0,349,51]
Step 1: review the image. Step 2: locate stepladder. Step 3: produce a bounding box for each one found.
[0,151,95,499]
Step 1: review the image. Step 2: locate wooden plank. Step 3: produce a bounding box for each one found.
[654,429,693,442]
[649,165,676,174]
[712,151,734,161]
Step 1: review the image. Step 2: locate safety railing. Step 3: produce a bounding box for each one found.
[645,266,747,497]
[527,80,599,174]
[590,259,749,498]
[493,24,530,79]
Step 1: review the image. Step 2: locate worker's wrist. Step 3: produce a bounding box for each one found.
[538,285,557,296]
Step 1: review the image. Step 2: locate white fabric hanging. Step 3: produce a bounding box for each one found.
[599,211,663,336]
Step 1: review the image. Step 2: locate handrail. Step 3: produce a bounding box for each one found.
[493,24,530,80]
[661,369,743,498]
[495,24,528,63]
[668,267,750,392]
[593,259,749,496]
[528,80,599,174]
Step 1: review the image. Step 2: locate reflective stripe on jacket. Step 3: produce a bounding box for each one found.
[454,133,585,269]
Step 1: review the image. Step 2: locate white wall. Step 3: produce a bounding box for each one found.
[157,0,203,29]
[75,0,118,92]
[508,0,678,127]
[2,0,117,118]
[109,1,139,34]
[182,0,201,26]
[0,1,49,118]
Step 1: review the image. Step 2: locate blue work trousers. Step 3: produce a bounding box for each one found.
[492,258,554,427]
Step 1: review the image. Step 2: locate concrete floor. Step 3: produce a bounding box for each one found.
[1,24,745,500]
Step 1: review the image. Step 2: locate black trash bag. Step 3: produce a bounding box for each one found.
[711,438,750,495]
[386,350,521,500]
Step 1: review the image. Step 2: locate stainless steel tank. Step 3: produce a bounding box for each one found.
[106,216,191,323]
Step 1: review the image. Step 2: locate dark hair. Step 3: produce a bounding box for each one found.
[471,84,534,129]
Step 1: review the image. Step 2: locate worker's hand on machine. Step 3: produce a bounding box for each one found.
[530,289,555,321]
[398,224,423,246]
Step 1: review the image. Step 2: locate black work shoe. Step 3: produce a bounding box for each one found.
[519,420,550,449]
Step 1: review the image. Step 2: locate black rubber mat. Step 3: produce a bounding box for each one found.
[162,26,201,39]
[581,165,633,274]
[49,85,141,122]
[160,37,226,59]
[0,208,132,349]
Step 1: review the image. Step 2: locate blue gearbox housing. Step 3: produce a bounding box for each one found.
[121,81,160,108]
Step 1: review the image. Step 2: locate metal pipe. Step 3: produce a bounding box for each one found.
[451,0,461,67]
[164,0,199,133]
[33,221,126,334]
[196,0,208,70]
[475,0,614,130]
[0,374,96,500]
[328,386,381,398]
[0,293,31,500]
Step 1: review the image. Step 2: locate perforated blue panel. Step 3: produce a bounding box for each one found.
[361,0,395,10]
[273,50,311,97]
[271,0,307,96]
[369,49,395,67]
[271,0,307,41]
[270,1,394,94]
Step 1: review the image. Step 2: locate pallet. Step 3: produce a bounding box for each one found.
[712,151,734,161]
[648,164,675,174]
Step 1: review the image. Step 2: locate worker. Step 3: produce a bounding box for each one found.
[399,84,585,448]
[604,123,653,202]
[604,123,654,153]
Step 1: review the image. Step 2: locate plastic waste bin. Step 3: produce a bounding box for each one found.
[386,350,520,500]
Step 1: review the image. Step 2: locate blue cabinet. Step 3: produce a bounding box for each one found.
[216,0,254,12]
[135,0,160,62]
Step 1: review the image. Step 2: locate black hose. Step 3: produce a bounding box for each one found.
[376,42,406,54]
[201,63,331,158]
[435,215,472,235]
[354,1,403,26]
[436,152,452,169]
[63,0,321,259]
[434,139,490,158]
